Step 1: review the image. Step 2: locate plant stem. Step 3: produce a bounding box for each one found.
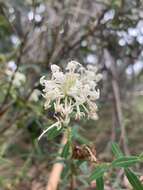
[46,131,68,190]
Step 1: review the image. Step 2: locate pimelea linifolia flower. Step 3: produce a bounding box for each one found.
[38,61,102,140]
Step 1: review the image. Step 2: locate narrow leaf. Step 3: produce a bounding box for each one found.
[61,142,70,159]
[112,156,139,168]
[96,176,104,190]
[139,152,143,161]
[111,142,123,158]
[125,169,143,190]
[89,164,109,181]
[47,126,62,140]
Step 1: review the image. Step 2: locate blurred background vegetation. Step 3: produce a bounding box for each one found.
[0,0,143,189]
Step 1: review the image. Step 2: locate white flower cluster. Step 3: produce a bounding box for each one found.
[118,20,143,46]
[6,69,26,87]
[38,61,102,140]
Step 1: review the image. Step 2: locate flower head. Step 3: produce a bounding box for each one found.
[39,61,101,139]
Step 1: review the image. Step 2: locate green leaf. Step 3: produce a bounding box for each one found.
[125,169,143,190]
[111,142,123,158]
[111,0,122,8]
[96,176,104,190]
[74,133,90,144]
[112,156,139,168]
[89,164,109,181]
[139,152,143,161]
[61,142,70,159]
[47,126,62,140]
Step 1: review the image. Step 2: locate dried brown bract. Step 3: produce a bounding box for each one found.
[72,144,97,162]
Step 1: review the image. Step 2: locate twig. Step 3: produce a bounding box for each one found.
[0,2,37,110]
[70,173,76,190]
[85,145,97,163]
[62,9,106,56]
[104,49,130,155]
[48,8,107,65]
[0,4,29,110]
[46,132,67,190]
[0,3,19,36]
[0,34,27,109]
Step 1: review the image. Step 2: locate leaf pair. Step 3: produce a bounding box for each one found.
[111,143,143,190]
[89,142,143,190]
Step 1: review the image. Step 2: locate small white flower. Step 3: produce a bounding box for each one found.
[51,64,60,73]
[102,9,115,23]
[7,61,17,71]
[118,38,126,46]
[40,76,46,85]
[52,71,65,83]
[137,35,143,44]
[128,28,139,37]
[86,54,97,64]
[66,60,80,72]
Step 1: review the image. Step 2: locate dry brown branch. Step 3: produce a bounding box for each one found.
[104,49,130,155]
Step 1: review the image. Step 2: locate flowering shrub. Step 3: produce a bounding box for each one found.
[38,61,143,190]
[0,58,143,190]
[39,61,102,140]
